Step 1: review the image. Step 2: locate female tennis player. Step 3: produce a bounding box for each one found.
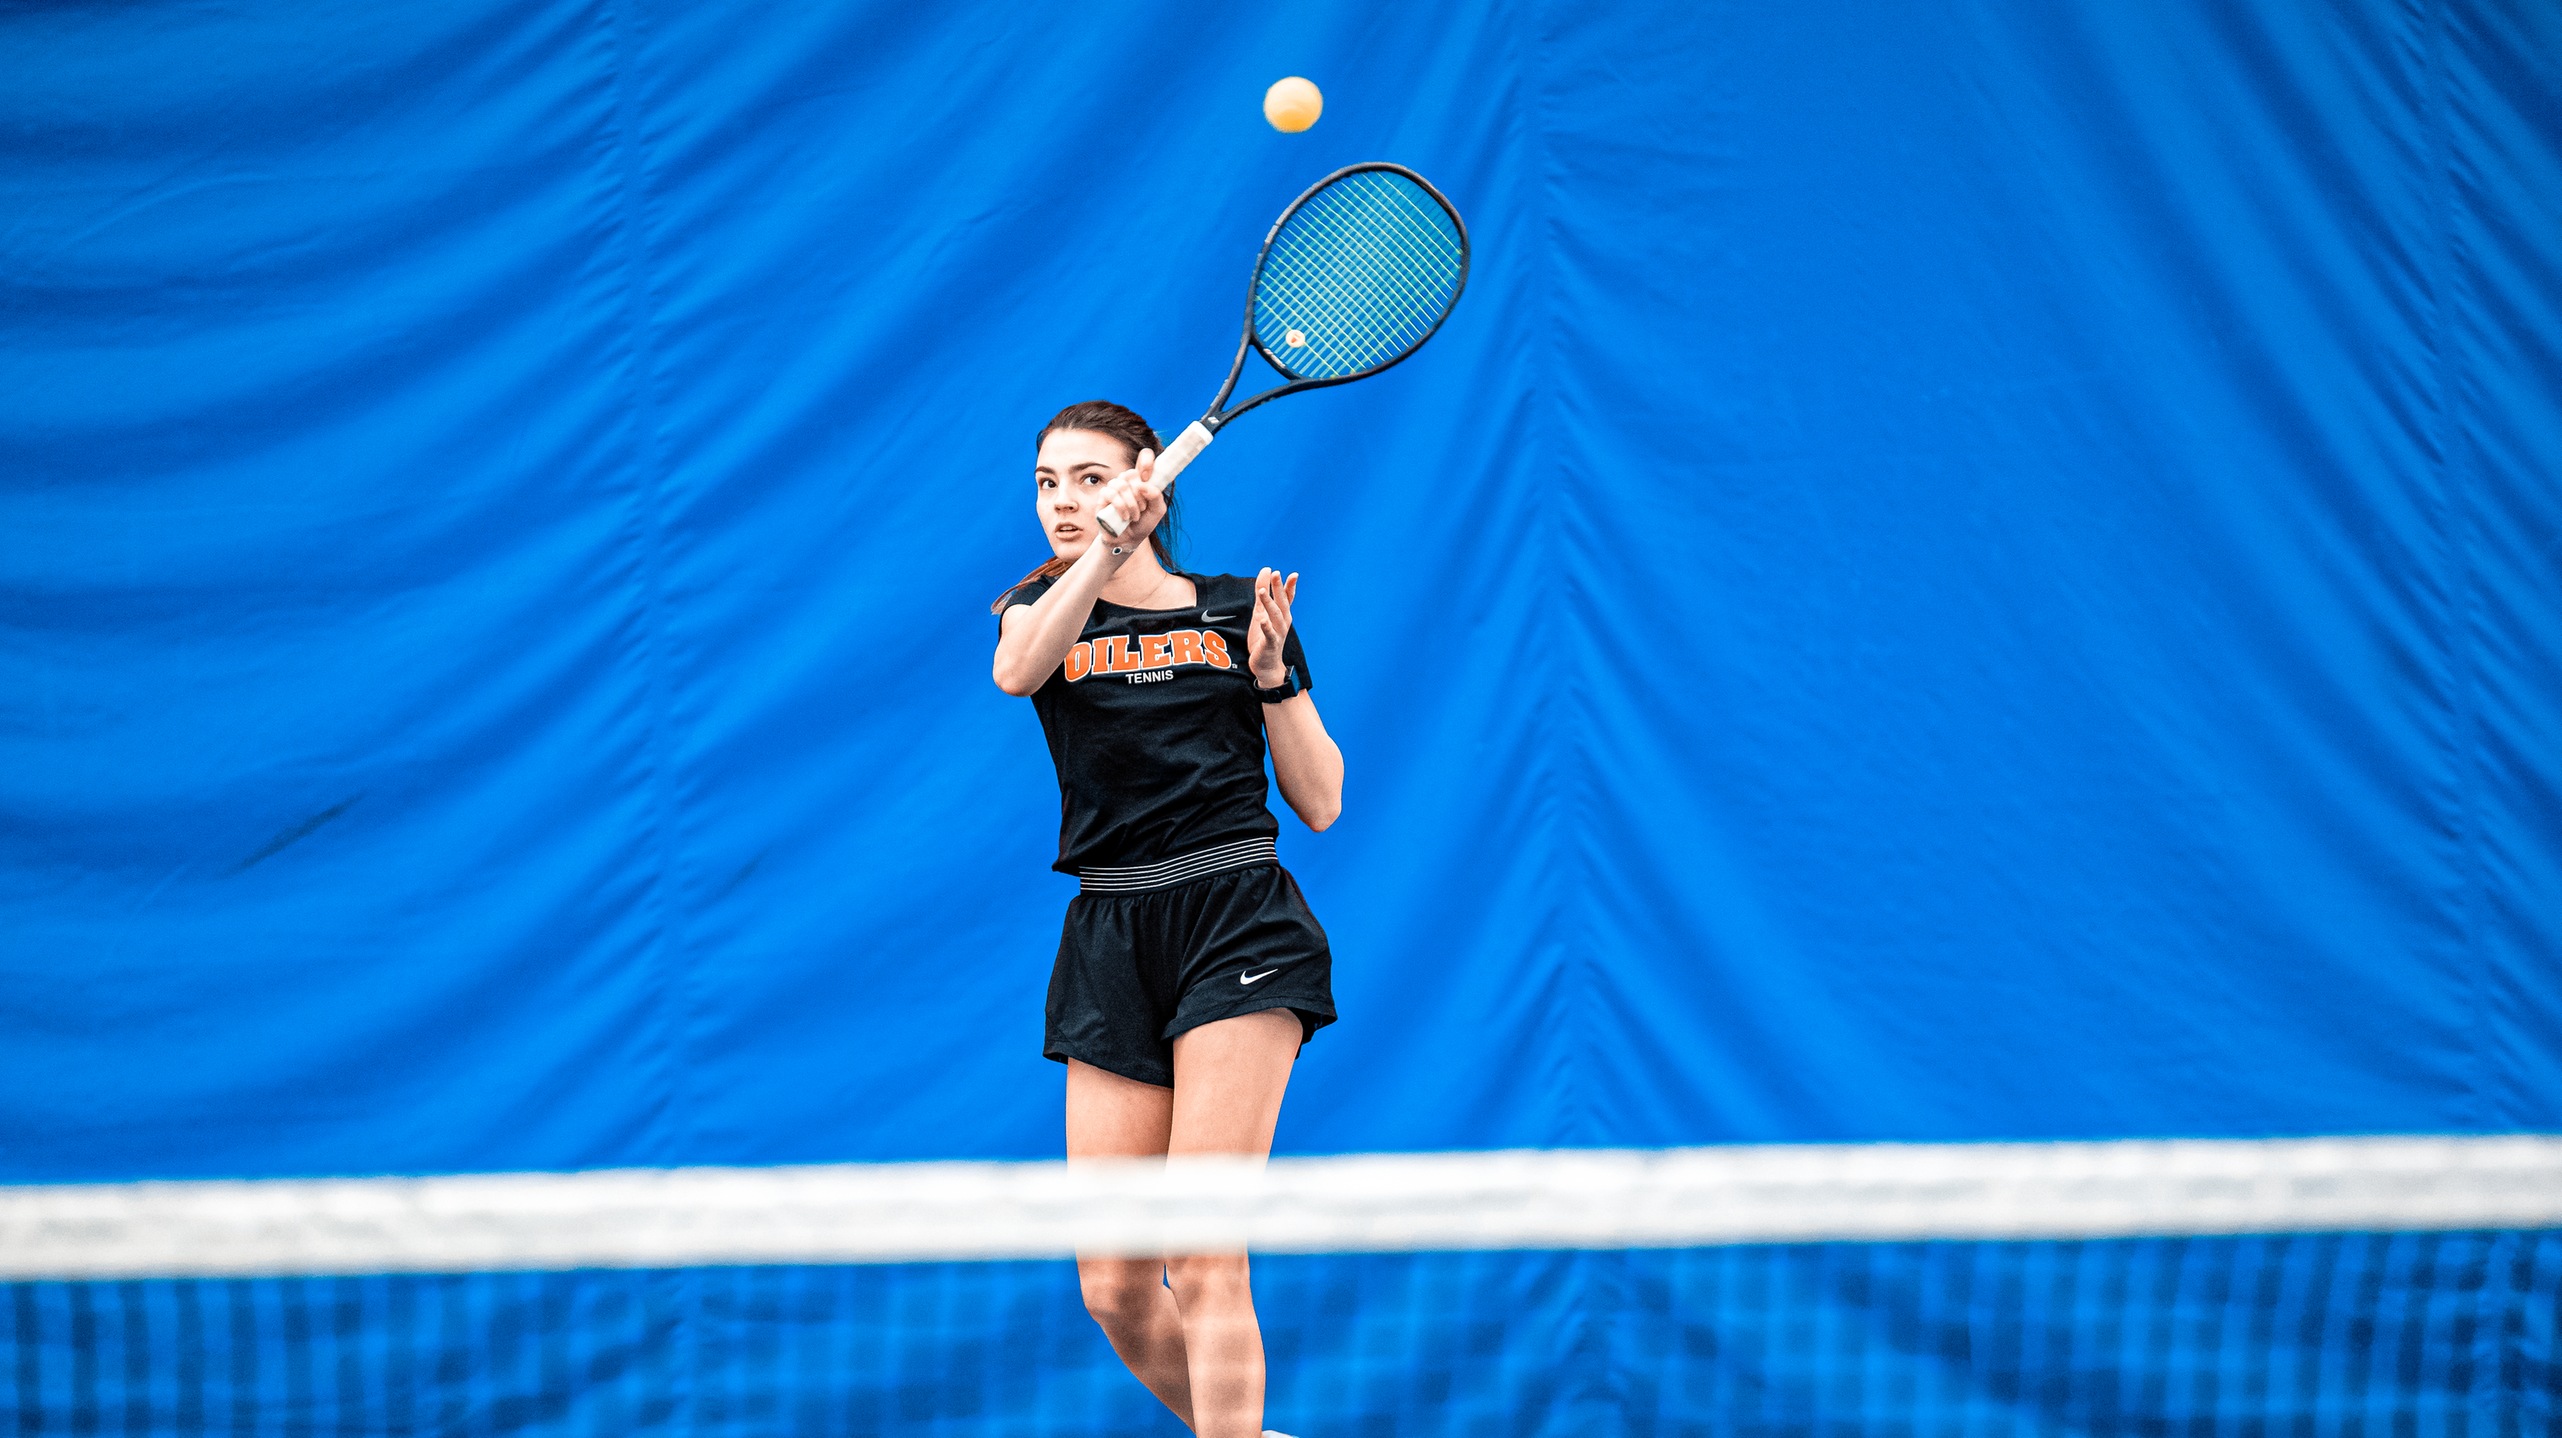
[992,400,1342,1438]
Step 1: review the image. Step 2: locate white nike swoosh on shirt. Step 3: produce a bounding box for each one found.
[1239,967,1282,985]
[1201,612,1233,622]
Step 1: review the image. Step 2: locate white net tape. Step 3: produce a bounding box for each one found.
[4,1135,2557,1281]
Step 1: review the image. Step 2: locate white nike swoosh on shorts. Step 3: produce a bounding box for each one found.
[1240,967,1283,984]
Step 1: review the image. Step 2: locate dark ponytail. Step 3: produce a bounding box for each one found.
[990,400,1182,613]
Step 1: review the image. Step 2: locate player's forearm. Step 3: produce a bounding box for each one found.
[992,545,1122,694]
[1264,695,1342,831]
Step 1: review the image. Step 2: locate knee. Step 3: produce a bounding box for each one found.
[1163,1253,1250,1311]
[1078,1261,1162,1332]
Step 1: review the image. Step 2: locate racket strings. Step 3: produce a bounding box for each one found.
[1260,195,1453,374]
[1254,171,1464,380]
[1292,204,1445,356]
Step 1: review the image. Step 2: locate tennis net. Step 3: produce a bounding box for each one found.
[5,1136,2558,1435]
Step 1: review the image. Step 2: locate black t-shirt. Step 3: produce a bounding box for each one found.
[1002,572,1313,873]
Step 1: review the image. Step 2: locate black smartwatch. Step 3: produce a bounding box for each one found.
[1254,671,1302,704]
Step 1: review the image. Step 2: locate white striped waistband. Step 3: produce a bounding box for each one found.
[1078,837,1278,894]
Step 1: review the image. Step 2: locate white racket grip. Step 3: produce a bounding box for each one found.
[1098,421,1214,537]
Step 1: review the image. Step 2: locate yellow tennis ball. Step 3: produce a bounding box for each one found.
[1264,76,1322,133]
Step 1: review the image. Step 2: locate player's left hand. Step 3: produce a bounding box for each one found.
[1247,568,1297,687]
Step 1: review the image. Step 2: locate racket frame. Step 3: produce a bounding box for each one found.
[1098,161,1470,537]
[1203,160,1472,432]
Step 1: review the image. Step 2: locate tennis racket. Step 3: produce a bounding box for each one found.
[1097,161,1470,536]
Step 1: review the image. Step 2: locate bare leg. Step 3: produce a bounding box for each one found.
[1066,1059,1194,1426]
[1165,1009,1302,1438]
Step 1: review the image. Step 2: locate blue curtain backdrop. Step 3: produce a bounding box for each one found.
[3,0,2558,1184]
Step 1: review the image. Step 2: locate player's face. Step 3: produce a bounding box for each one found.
[1033,429,1137,560]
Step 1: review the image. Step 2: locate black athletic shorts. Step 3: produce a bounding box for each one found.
[1044,861,1335,1089]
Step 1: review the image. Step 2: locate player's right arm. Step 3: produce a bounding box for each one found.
[991,455,1165,695]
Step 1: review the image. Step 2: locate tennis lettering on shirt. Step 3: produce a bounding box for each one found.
[1063,629,1234,683]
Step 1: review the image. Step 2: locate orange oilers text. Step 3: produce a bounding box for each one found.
[1064,629,1234,683]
